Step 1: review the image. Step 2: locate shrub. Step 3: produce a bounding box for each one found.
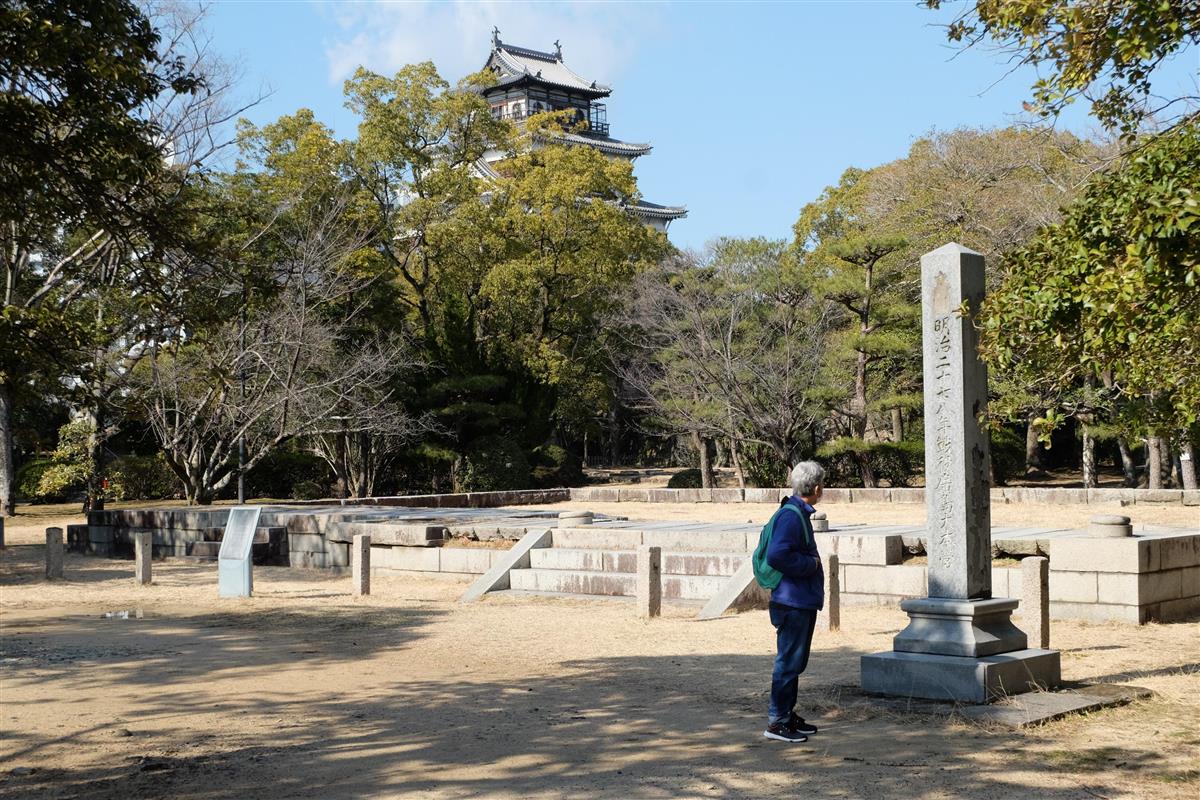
[456,435,531,492]
[290,479,326,501]
[740,444,790,488]
[870,440,924,488]
[107,454,180,501]
[667,468,703,488]
[245,446,333,500]
[529,444,583,488]
[816,437,923,488]
[990,426,1025,486]
[15,458,62,502]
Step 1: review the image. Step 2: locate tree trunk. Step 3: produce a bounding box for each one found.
[693,432,714,489]
[852,351,868,440]
[0,381,14,517]
[84,406,106,513]
[607,404,620,467]
[730,437,746,489]
[1081,425,1097,488]
[1116,436,1138,487]
[1025,414,1044,476]
[334,430,348,499]
[856,450,878,488]
[1147,436,1163,489]
[1181,438,1198,491]
[891,408,903,442]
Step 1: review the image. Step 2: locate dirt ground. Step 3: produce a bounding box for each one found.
[2,501,1199,799]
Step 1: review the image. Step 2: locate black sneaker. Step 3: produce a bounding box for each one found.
[788,714,819,736]
[763,722,807,743]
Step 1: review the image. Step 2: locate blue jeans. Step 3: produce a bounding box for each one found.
[768,603,817,725]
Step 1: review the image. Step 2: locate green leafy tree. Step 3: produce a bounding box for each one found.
[793,169,918,486]
[344,65,666,484]
[927,0,1199,136]
[980,118,1200,487]
[869,126,1111,476]
[1,0,205,515]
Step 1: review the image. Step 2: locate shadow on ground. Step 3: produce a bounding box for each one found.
[2,640,1187,799]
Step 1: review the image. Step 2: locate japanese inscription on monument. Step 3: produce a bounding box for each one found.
[920,244,992,600]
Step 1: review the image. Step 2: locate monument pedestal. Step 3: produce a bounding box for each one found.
[863,595,1060,703]
[893,597,1027,657]
[861,648,1061,704]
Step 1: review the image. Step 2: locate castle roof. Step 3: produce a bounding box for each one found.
[484,35,611,98]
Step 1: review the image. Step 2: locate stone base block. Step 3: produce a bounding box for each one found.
[861,648,1060,704]
[894,597,1027,657]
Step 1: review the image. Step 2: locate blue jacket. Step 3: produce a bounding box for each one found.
[766,496,824,610]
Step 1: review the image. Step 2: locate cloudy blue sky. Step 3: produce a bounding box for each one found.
[207,1,1198,250]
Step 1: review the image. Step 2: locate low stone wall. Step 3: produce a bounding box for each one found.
[829,531,1200,625]
[568,486,1200,506]
[1048,533,1200,623]
[292,489,571,508]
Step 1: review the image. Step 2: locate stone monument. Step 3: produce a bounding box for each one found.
[218,506,262,598]
[134,531,152,585]
[45,527,64,579]
[352,533,371,596]
[861,243,1060,703]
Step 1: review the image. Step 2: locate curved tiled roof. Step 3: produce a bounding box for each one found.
[486,39,611,97]
[550,130,652,157]
[633,200,688,220]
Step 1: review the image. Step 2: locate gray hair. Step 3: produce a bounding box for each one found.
[790,461,825,497]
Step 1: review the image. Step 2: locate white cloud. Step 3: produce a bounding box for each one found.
[318,0,665,89]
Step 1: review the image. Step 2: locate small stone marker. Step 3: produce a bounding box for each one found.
[45,527,63,578]
[818,553,840,631]
[1087,514,1132,538]
[637,545,662,618]
[352,534,371,596]
[134,532,152,585]
[45,527,64,579]
[0,517,5,548]
[811,511,829,533]
[1022,556,1050,649]
[218,506,262,598]
[558,510,594,527]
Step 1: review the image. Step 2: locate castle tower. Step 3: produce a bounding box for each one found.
[476,31,687,233]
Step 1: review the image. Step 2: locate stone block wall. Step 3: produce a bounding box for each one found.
[1048,533,1200,623]
[568,486,1198,506]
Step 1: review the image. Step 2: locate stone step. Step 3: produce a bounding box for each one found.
[508,568,728,601]
[528,548,745,576]
[551,527,753,553]
[492,589,705,607]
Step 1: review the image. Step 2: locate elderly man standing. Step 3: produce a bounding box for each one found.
[763,460,825,743]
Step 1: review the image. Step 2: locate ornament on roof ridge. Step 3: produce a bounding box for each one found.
[492,26,501,48]
[554,40,562,59]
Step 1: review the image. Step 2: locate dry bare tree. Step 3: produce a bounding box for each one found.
[617,242,834,487]
[137,186,427,504]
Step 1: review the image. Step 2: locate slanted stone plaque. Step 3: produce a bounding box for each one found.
[861,244,1060,703]
[218,506,261,598]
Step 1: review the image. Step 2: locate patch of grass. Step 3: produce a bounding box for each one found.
[1152,768,1200,785]
[1045,746,1132,770]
